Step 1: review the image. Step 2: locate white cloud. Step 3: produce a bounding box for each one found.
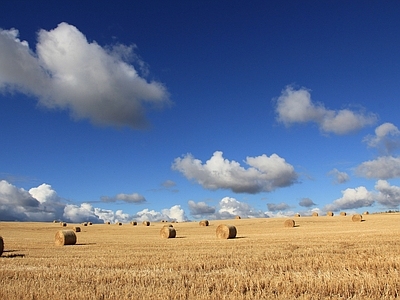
[266,202,290,211]
[363,123,400,154]
[172,151,298,193]
[63,203,100,223]
[134,205,188,222]
[275,86,377,135]
[217,197,268,219]
[188,200,216,216]
[324,186,375,211]
[101,192,146,204]
[375,180,400,208]
[162,205,188,222]
[328,168,350,184]
[356,156,400,179]
[0,23,170,128]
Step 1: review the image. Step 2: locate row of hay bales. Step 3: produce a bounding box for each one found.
[294,211,370,217]
[53,222,237,246]
[285,213,364,227]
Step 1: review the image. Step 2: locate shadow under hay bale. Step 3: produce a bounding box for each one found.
[199,220,209,226]
[0,236,3,256]
[160,226,176,239]
[352,214,363,222]
[73,226,81,232]
[312,212,319,217]
[284,219,295,228]
[327,211,334,216]
[55,230,77,246]
[216,224,237,239]
[142,221,150,226]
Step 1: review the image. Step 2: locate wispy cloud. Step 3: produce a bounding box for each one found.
[266,202,290,211]
[101,192,146,204]
[328,168,350,184]
[363,123,400,155]
[172,151,298,193]
[0,23,170,128]
[275,86,377,135]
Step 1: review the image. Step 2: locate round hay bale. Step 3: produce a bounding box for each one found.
[105,221,110,225]
[284,219,295,227]
[73,226,81,232]
[53,220,59,223]
[295,213,301,217]
[82,222,88,226]
[327,211,334,216]
[55,230,77,246]
[142,221,150,226]
[131,221,137,226]
[163,224,173,228]
[116,222,122,226]
[0,236,4,256]
[352,214,363,222]
[235,215,241,219]
[160,226,176,238]
[199,220,209,226]
[216,224,237,239]
[88,222,93,226]
[340,212,347,216]
[312,212,318,217]
[61,222,67,227]
[363,211,369,215]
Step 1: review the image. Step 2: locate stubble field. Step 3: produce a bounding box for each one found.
[1,213,400,299]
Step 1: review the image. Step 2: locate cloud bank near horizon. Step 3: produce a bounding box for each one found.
[0,23,170,128]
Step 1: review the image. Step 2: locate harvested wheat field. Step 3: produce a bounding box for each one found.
[1,214,400,299]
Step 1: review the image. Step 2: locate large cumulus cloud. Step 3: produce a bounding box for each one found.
[275,86,377,135]
[172,151,298,193]
[0,23,169,128]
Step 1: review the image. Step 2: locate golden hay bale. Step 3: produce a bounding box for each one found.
[327,211,334,216]
[142,221,150,226]
[312,212,319,217]
[88,222,93,225]
[352,214,363,222]
[105,221,110,225]
[216,224,237,239]
[235,215,241,219]
[131,221,137,226]
[163,224,173,228]
[295,213,301,217]
[53,220,59,223]
[363,211,369,215]
[116,222,122,226]
[199,220,209,226]
[73,226,81,232]
[160,226,176,238]
[82,222,88,226]
[61,222,67,227]
[284,219,295,227]
[0,236,3,256]
[55,230,77,246]
[340,212,347,216]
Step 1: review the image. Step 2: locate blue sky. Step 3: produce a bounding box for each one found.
[1,1,400,223]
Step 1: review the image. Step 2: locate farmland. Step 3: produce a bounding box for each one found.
[1,214,400,299]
